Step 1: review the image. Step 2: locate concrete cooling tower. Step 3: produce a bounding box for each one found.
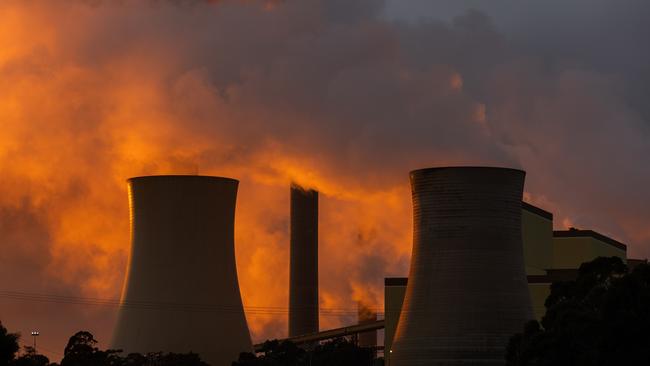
[112,175,252,366]
[391,167,533,366]
[289,184,319,337]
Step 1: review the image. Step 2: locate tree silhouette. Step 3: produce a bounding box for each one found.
[1,322,20,365]
[310,338,374,366]
[234,339,306,366]
[60,331,121,366]
[12,346,51,366]
[233,338,375,366]
[507,257,650,366]
[1,326,210,366]
[145,352,209,366]
[59,331,210,366]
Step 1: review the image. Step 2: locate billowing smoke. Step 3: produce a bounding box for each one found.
[0,0,648,361]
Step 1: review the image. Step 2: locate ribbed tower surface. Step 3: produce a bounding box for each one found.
[391,167,533,366]
[112,175,252,366]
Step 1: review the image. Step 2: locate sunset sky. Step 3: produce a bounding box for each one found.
[1,0,649,362]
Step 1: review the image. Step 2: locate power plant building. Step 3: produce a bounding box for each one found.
[385,199,632,359]
[521,202,554,275]
[112,176,252,366]
[107,171,636,366]
[521,202,628,319]
[243,166,637,365]
[552,229,626,268]
[521,202,556,319]
[384,277,407,365]
[527,228,627,319]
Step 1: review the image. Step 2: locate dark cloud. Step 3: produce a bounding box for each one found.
[388,1,650,255]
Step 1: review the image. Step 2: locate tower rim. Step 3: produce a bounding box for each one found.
[127,175,239,184]
[410,166,525,176]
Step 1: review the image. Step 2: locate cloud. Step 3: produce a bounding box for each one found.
[0,0,648,361]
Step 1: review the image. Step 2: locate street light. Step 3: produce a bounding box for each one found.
[31,331,39,353]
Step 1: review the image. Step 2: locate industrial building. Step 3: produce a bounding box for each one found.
[110,170,638,366]
[384,278,408,360]
[383,197,634,364]
[522,204,628,320]
[269,167,637,365]
[112,176,252,366]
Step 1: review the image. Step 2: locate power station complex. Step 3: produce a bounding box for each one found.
[111,167,640,366]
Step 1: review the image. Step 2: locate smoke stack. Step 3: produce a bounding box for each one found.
[289,184,319,337]
[112,175,252,366]
[391,167,533,365]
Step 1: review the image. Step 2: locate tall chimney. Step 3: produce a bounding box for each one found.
[391,167,533,366]
[112,176,252,366]
[289,184,319,337]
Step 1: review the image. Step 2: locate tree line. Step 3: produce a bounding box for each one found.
[507,256,650,365]
[0,328,208,366]
[0,325,376,366]
[233,338,376,366]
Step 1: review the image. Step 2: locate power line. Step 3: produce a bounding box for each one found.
[18,339,64,357]
[0,290,384,316]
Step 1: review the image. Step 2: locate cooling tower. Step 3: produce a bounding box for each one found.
[289,184,319,337]
[391,167,533,366]
[112,175,252,366]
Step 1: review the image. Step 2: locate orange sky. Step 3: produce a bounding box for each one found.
[0,1,416,352]
[1,0,649,362]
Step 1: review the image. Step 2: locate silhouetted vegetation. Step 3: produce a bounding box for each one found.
[12,347,51,366]
[507,256,650,365]
[59,331,209,366]
[0,326,208,366]
[1,325,381,366]
[233,338,377,366]
[1,322,53,366]
[60,331,121,366]
[1,322,20,365]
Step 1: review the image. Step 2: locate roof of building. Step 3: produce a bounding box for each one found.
[384,277,408,286]
[553,228,627,251]
[522,201,554,220]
